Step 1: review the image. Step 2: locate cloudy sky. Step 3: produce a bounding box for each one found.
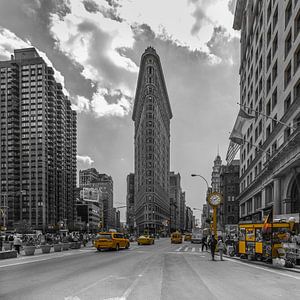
[0,0,240,222]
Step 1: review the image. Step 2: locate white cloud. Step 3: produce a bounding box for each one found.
[72,95,91,112]
[77,155,94,165]
[118,0,238,52]
[49,1,136,118]
[0,26,69,95]
[48,0,237,117]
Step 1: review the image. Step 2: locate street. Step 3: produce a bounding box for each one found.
[1,238,300,300]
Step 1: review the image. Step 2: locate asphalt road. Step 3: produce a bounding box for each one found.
[1,238,300,300]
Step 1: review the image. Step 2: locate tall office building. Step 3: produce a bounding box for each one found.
[132,47,173,234]
[0,48,77,231]
[126,173,135,233]
[233,1,300,221]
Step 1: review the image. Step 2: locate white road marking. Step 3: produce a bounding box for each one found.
[0,251,84,268]
[66,275,114,299]
[175,247,183,252]
[184,247,189,252]
[227,257,300,280]
[191,248,195,252]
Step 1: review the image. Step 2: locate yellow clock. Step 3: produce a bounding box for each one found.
[207,192,222,207]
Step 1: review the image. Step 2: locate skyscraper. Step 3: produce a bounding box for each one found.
[0,48,77,231]
[126,173,135,233]
[132,47,173,234]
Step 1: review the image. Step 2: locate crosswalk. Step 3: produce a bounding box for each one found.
[174,246,205,253]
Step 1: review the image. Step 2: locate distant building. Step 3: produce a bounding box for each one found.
[115,209,121,231]
[201,203,211,229]
[132,47,172,234]
[0,48,77,231]
[185,206,193,232]
[211,155,222,192]
[76,200,101,233]
[126,173,135,233]
[78,168,114,230]
[79,168,99,188]
[98,174,114,230]
[179,191,186,232]
[220,160,240,226]
[169,172,181,232]
[210,154,223,230]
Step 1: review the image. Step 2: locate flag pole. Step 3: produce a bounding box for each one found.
[237,103,295,130]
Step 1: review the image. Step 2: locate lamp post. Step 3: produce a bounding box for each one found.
[191,174,221,237]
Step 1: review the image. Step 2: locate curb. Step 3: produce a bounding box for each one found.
[224,254,300,274]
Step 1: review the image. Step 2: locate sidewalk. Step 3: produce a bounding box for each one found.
[0,242,95,262]
[224,254,300,274]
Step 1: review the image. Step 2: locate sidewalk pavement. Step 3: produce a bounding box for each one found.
[0,242,95,260]
[224,254,300,274]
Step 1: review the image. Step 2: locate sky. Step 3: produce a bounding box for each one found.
[0,0,240,223]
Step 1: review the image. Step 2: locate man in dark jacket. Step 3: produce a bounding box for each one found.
[201,236,207,252]
[208,235,217,261]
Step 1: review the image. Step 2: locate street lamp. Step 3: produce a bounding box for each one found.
[191,173,220,237]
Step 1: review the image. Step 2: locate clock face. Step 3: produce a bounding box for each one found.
[208,192,222,206]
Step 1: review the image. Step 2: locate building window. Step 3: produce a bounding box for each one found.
[267,1,272,21]
[272,33,278,57]
[272,60,277,82]
[294,79,300,100]
[284,62,292,88]
[266,100,271,116]
[294,44,300,73]
[273,6,278,30]
[295,8,300,39]
[266,75,271,94]
[266,124,271,139]
[267,25,272,45]
[272,88,277,109]
[272,114,277,129]
[285,29,292,57]
[284,93,291,113]
[285,0,292,28]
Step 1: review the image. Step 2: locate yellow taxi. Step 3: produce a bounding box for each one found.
[137,235,155,245]
[171,231,182,244]
[184,233,192,241]
[94,232,130,251]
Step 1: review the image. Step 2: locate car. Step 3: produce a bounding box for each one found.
[137,235,155,245]
[94,232,130,251]
[171,232,182,244]
[184,233,192,241]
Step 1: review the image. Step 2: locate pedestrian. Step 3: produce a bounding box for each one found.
[201,235,207,251]
[208,235,217,261]
[218,236,225,261]
[13,235,22,255]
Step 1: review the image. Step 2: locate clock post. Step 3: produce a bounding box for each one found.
[207,192,223,238]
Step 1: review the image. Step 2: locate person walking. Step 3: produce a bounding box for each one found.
[201,235,207,252]
[13,235,22,255]
[218,236,225,261]
[208,235,217,261]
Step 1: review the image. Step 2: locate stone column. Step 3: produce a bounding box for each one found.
[273,178,281,215]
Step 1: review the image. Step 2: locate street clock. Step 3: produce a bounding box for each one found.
[207,192,223,207]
